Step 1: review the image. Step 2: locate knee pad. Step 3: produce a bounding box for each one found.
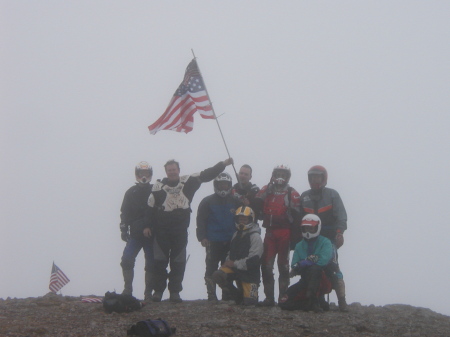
[121,259,135,270]
[212,270,227,287]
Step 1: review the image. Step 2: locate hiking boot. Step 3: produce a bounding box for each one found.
[338,297,349,312]
[258,298,275,307]
[170,292,183,303]
[309,298,323,313]
[319,295,330,312]
[152,291,163,302]
[208,293,218,301]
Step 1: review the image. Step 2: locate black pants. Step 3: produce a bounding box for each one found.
[205,241,230,279]
[279,265,323,310]
[152,227,188,294]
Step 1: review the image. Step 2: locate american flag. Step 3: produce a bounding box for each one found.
[81,297,103,303]
[49,262,70,293]
[148,59,214,134]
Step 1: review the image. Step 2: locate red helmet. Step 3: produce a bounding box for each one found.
[308,165,327,190]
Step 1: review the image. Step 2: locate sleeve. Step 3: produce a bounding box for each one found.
[198,161,226,183]
[254,185,268,220]
[332,190,347,233]
[233,233,263,271]
[144,192,156,230]
[289,188,302,223]
[196,197,210,242]
[120,189,132,226]
[291,243,303,268]
[317,238,333,266]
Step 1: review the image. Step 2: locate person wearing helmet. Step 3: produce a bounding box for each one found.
[143,157,234,303]
[119,161,154,301]
[196,172,239,301]
[212,206,263,306]
[231,164,260,216]
[279,214,333,312]
[254,165,301,306]
[298,165,349,311]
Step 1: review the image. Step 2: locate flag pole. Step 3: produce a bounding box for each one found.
[191,49,242,187]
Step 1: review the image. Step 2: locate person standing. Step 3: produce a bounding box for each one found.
[231,164,260,213]
[298,165,348,311]
[119,161,154,301]
[143,157,234,303]
[255,165,301,306]
[196,172,238,301]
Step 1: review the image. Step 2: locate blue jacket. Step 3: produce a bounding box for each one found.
[291,235,333,268]
[196,193,238,242]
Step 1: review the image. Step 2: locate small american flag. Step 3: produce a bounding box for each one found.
[49,262,70,293]
[148,58,214,135]
[81,297,103,303]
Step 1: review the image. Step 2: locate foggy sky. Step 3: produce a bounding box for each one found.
[1,1,450,316]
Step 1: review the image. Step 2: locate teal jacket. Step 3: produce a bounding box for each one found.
[291,236,333,268]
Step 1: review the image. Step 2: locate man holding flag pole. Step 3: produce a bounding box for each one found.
[145,52,237,302]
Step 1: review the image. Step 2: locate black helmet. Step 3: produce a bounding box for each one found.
[214,172,232,197]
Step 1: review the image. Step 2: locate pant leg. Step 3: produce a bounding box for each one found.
[152,230,171,293]
[205,241,226,279]
[261,230,277,300]
[275,229,291,299]
[142,236,154,297]
[167,229,188,293]
[121,238,143,271]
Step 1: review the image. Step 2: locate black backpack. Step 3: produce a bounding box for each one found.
[127,319,176,336]
[103,291,143,313]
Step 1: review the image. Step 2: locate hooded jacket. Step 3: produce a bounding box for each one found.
[227,223,263,284]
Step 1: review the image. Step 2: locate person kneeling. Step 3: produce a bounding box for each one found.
[212,206,263,306]
[279,214,332,312]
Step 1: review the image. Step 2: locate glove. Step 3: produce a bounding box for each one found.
[250,184,260,195]
[307,255,319,263]
[289,269,297,278]
[121,231,130,242]
[120,223,129,242]
[292,259,314,273]
[335,232,344,249]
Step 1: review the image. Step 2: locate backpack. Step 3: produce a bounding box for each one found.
[127,319,176,336]
[103,291,143,313]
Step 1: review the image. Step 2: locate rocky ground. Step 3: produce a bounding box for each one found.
[1,293,450,337]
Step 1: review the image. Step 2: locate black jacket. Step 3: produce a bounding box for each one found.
[120,183,152,238]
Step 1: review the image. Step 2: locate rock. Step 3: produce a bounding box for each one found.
[0,296,449,336]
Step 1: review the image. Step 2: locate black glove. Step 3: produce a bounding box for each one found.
[120,223,129,242]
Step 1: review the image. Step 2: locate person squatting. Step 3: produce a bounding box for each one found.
[118,161,348,312]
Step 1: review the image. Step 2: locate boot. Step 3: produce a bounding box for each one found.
[205,277,218,301]
[309,296,323,313]
[278,276,290,302]
[260,277,275,306]
[221,288,233,301]
[170,292,183,303]
[336,278,348,312]
[122,269,134,296]
[319,294,330,311]
[144,271,153,302]
[152,291,163,302]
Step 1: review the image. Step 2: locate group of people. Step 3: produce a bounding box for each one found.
[118,158,348,312]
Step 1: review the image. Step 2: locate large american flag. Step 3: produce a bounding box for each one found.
[148,59,214,134]
[49,262,70,293]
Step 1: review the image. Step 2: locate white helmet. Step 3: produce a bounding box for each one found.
[272,165,291,186]
[301,214,321,240]
[234,206,255,231]
[214,172,232,197]
[135,161,152,184]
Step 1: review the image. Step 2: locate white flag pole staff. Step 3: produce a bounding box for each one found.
[191,49,243,189]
